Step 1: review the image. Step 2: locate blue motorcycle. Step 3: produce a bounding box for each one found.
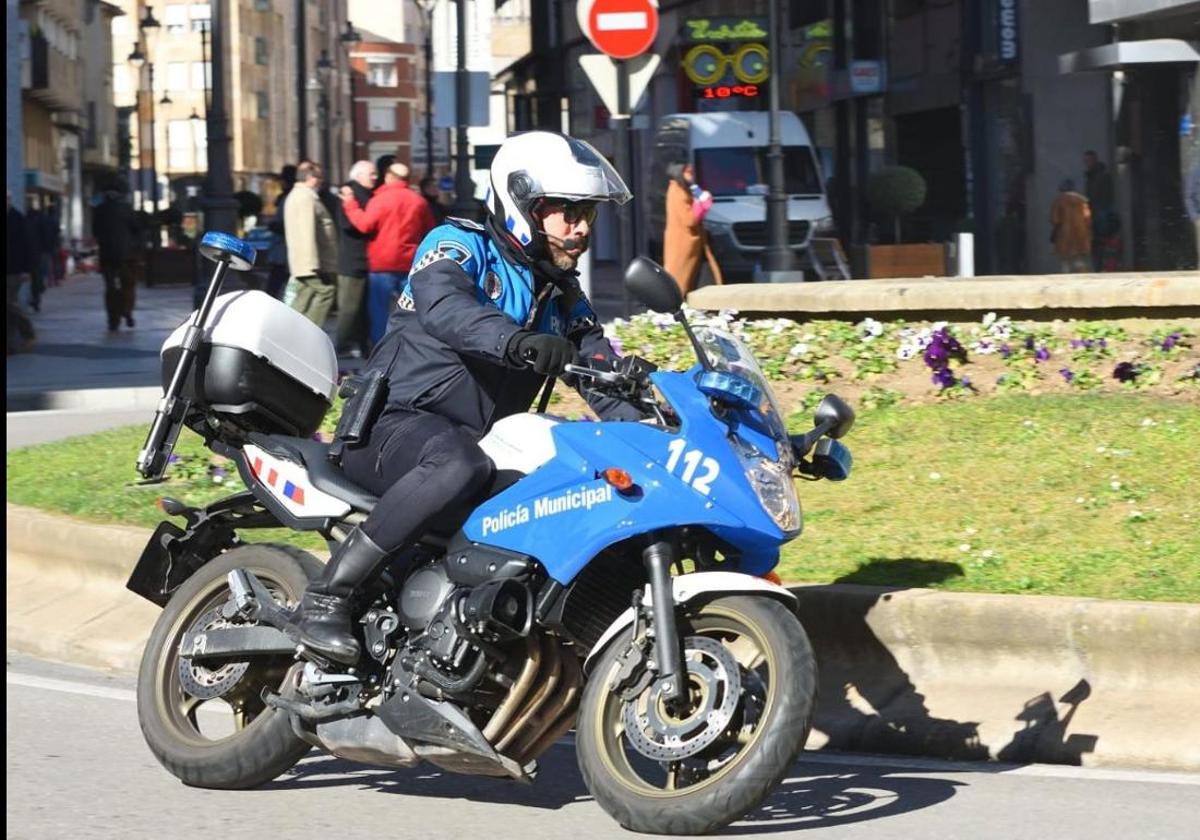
[129,233,855,834]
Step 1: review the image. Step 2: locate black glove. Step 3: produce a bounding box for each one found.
[508,331,575,377]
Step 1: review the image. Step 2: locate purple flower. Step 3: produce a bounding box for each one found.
[932,367,956,389]
[167,454,180,464]
[1113,362,1140,383]
[1059,367,1074,383]
[1035,346,1051,362]
[1070,339,1083,349]
[1162,333,1181,352]
[1024,335,1035,351]
[1098,339,1108,349]
[1000,344,1012,359]
[609,336,625,355]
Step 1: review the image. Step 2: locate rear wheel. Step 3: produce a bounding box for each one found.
[136,543,321,789]
[577,595,817,835]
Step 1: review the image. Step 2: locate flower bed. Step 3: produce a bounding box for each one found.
[606,310,1200,412]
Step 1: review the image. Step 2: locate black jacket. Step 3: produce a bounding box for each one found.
[92,193,138,263]
[335,181,372,278]
[364,221,640,440]
[7,207,33,274]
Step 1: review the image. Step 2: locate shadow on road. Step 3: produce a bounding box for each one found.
[275,743,965,833]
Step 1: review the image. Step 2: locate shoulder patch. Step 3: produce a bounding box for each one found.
[412,241,475,275]
[437,240,473,266]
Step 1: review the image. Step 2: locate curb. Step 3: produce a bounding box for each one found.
[6,503,1198,771]
[686,271,1200,319]
[6,386,165,414]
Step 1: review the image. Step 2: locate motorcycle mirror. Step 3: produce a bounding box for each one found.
[624,257,683,314]
[814,394,855,440]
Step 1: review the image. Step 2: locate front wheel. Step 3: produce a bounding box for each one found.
[136,543,321,789]
[577,595,817,835]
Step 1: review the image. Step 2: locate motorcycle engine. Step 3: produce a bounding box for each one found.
[396,563,456,631]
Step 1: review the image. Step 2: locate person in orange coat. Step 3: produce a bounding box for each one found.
[662,163,724,295]
[1050,178,1092,273]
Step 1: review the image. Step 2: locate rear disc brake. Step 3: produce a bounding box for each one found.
[177,606,251,700]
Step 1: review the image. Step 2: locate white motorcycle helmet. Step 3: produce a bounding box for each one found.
[486,131,632,257]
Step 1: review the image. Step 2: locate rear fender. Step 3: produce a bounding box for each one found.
[125,492,277,607]
[581,571,796,675]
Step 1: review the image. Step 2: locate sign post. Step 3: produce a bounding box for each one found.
[579,0,659,312]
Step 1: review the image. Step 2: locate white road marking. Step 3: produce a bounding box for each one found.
[9,670,1199,786]
[596,12,647,31]
[7,671,227,715]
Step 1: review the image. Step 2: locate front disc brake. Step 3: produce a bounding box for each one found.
[621,636,742,762]
[177,605,251,700]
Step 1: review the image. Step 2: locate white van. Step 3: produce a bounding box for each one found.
[647,111,835,281]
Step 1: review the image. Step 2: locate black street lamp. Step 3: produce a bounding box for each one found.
[450,0,474,217]
[140,6,161,213]
[414,0,436,177]
[763,0,793,273]
[316,50,333,171]
[339,20,362,162]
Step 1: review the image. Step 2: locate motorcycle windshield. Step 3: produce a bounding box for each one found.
[696,328,793,466]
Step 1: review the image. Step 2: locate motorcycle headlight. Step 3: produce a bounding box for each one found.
[733,438,801,534]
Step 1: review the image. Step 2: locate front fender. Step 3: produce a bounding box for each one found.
[581,571,796,675]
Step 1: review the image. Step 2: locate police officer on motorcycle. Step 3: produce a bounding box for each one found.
[291,132,644,664]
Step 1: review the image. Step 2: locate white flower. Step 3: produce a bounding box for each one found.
[1128,510,1145,520]
[982,312,998,327]
[929,471,942,480]
[959,543,972,553]
[1096,445,1107,453]
[857,317,884,340]
[981,549,995,559]
[788,342,810,358]
[1075,497,1086,504]
[965,527,978,535]
[1141,417,1156,427]
[1110,480,1122,490]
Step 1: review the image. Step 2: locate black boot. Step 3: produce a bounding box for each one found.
[290,527,389,664]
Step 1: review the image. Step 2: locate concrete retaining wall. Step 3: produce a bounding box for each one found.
[687,271,1200,320]
[6,503,1199,771]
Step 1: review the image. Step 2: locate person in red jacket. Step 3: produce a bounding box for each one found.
[340,162,436,343]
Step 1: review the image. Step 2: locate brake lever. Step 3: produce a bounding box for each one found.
[562,363,624,386]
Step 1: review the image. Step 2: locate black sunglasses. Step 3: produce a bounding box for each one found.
[540,199,598,226]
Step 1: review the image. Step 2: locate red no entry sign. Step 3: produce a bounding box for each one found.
[583,0,659,61]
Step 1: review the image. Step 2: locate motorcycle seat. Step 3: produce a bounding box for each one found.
[247,433,379,512]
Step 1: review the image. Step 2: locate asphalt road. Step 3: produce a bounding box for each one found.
[6,654,1198,840]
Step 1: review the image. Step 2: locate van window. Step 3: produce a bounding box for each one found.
[694,146,822,197]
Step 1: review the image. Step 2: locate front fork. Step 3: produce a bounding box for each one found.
[643,539,687,704]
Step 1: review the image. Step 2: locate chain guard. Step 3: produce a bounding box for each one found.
[177,606,251,700]
[621,636,742,762]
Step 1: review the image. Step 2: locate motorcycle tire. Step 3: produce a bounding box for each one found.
[136,543,321,789]
[576,595,817,835]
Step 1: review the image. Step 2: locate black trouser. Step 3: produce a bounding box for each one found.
[340,407,493,553]
[100,256,136,328]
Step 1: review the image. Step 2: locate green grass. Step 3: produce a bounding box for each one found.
[7,394,1198,602]
[780,394,1200,602]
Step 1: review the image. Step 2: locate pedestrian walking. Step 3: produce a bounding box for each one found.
[1083,150,1117,270]
[39,200,63,288]
[420,176,448,225]
[340,162,436,344]
[25,201,49,313]
[7,190,37,354]
[334,160,377,357]
[1050,179,1092,273]
[284,160,340,328]
[662,162,723,295]
[92,179,142,332]
[266,164,297,299]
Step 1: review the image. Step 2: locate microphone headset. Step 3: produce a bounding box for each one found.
[539,230,585,251]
